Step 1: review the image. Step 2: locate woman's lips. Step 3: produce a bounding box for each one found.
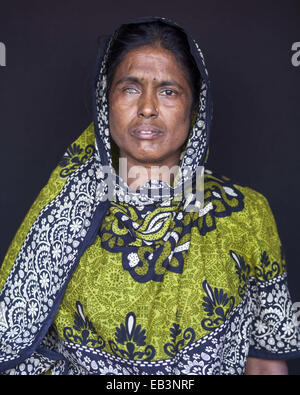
[131,125,164,140]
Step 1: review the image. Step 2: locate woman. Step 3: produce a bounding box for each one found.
[0,17,299,375]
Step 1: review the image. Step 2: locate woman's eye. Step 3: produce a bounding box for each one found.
[123,87,139,94]
[161,89,176,96]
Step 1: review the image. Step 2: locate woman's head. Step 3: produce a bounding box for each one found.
[106,21,201,173]
[106,21,201,109]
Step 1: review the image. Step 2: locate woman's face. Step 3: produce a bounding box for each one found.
[108,45,193,170]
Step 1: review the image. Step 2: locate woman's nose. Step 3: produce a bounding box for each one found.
[137,91,159,119]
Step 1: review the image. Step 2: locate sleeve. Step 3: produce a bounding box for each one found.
[247,191,300,360]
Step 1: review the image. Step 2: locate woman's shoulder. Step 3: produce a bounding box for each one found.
[202,168,276,231]
[56,122,96,179]
[204,168,270,208]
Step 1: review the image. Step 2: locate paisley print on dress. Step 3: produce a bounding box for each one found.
[99,173,245,283]
[59,143,95,179]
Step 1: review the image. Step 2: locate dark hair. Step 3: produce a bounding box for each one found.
[106,21,201,108]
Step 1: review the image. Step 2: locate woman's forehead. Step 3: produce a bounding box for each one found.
[111,45,190,86]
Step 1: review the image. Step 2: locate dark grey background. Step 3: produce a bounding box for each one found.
[0,0,299,373]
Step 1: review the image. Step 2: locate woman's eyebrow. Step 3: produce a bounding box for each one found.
[114,76,184,90]
[114,76,140,86]
[157,80,184,90]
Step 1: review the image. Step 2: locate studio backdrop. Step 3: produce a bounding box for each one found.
[0,0,299,373]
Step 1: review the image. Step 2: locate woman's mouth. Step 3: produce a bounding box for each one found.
[131,126,164,139]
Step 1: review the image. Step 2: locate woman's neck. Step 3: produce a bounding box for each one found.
[118,154,181,191]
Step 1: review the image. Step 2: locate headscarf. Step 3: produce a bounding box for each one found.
[0,17,214,371]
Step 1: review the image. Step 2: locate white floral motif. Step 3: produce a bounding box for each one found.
[52,244,62,260]
[254,320,268,334]
[69,219,83,235]
[282,321,295,336]
[181,359,205,375]
[99,364,119,375]
[127,253,139,268]
[28,301,39,318]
